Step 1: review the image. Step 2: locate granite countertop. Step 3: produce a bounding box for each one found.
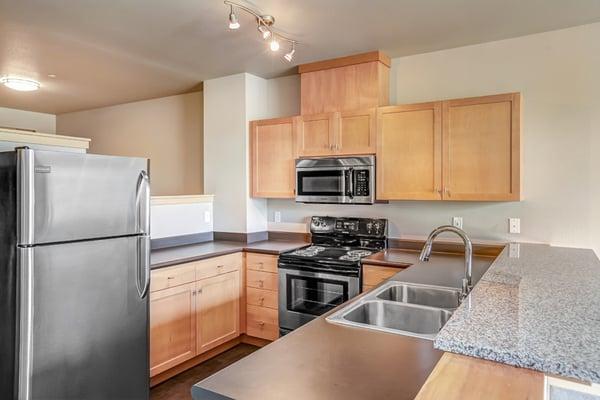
[435,243,600,384]
[151,239,309,269]
[192,251,495,400]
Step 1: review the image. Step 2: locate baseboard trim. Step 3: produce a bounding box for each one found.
[240,334,272,347]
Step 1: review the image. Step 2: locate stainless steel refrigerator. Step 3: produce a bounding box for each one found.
[0,148,151,400]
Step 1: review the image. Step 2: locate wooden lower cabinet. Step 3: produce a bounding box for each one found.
[149,283,196,377]
[150,254,242,378]
[246,305,279,341]
[196,271,240,354]
[245,253,279,341]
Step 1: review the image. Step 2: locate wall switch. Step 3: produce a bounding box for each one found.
[509,218,520,234]
[452,216,463,229]
[204,211,211,223]
[274,211,282,223]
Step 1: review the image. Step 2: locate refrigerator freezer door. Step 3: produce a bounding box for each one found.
[18,236,149,400]
[17,148,149,245]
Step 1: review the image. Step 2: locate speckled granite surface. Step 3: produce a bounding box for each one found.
[435,243,600,383]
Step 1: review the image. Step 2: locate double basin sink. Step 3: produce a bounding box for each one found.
[326,281,461,340]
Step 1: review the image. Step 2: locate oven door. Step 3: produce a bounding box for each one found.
[278,266,360,331]
[295,167,351,204]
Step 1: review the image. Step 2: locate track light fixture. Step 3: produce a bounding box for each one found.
[224,1,298,62]
[228,5,240,30]
[284,43,296,62]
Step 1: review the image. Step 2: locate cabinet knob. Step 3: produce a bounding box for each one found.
[259,297,264,305]
[258,280,264,288]
[258,321,265,327]
[167,276,175,280]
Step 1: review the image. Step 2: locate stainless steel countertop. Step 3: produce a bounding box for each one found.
[192,251,495,400]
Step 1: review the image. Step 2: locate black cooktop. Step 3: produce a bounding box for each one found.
[281,245,375,263]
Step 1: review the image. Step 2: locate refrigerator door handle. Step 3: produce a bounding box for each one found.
[17,247,34,400]
[17,148,35,246]
[135,170,150,235]
[137,236,151,299]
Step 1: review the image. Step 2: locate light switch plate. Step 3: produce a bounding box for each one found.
[509,218,520,234]
[452,216,463,229]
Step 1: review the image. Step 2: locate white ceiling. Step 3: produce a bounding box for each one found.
[1,0,600,115]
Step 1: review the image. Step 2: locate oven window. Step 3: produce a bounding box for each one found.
[297,170,345,196]
[286,274,348,316]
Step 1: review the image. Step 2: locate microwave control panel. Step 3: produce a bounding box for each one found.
[354,170,370,196]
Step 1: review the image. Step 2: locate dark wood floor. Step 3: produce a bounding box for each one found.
[151,344,259,400]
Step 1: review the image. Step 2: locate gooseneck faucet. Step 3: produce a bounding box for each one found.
[419,225,473,300]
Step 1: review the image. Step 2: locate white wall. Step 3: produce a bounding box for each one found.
[204,73,301,233]
[0,106,56,133]
[151,202,213,239]
[268,22,600,254]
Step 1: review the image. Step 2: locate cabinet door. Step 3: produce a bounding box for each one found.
[150,283,196,377]
[297,113,336,156]
[376,102,442,200]
[336,109,377,155]
[442,93,521,201]
[196,270,240,354]
[250,117,297,198]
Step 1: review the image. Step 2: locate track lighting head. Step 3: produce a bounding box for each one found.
[269,39,280,52]
[284,43,296,62]
[258,24,271,40]
[228,5,240,29]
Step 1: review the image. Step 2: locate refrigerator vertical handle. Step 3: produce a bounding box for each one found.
[135,170,150,235]
[17,247,34,400]
[137,236,151,299]
[17,148,35,245]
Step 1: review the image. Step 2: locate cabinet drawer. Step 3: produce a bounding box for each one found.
[246,270,278,291]
[195,252,242,280]
[151,263,196,292]
[246,305,279,341]
[363,264,401,286]
[246,253,278,273]
[246,287,278,309]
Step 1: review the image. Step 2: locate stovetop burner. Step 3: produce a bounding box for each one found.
[284,245,374,263]
[288,245,327,257]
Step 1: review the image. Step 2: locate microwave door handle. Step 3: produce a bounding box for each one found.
[345,168,354,198]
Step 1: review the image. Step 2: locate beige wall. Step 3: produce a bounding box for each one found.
[57,92,203,196]
[0,106,56,133]
[268,22,600,255]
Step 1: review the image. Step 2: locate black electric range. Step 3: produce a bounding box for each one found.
[278,216,388,335]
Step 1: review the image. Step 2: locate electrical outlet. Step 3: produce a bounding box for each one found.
[509,243,520,258]
[204,211,211,223]
[509,218,520,234]
[274,211,282,223]
[452,216,463,229]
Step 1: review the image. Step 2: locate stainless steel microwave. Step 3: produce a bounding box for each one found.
[295,156,375,204]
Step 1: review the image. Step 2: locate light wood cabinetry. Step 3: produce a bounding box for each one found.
[299,51,390,115]
[377,102,442,200]
[250,117,298,198]
[196,271,240,354]
[245,253,279,341]
[337,109,377,155]
[149,283,196,377]
[442,93,521,201]
[150,253,242,377]
[297,113,337,157]
[377,93,521,202]
[363,264,402,290]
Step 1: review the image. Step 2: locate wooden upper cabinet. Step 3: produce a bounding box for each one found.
[250,117,297,198]
[299,51,390,115]
[442,93,521,201]
[337,109,377,155]
[377,102,442,200]
[297,113,336,157]
[196,270,240,354]
[149,283,196,377]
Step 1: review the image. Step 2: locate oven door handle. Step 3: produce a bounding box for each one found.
[345,168,354,198]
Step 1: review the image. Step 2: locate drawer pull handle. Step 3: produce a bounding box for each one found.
[258,321,265,327]
[259,297,264,305]
[258,280,264,288]
[167,276,175,280]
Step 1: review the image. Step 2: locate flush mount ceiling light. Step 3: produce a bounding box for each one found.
[224,0,298,62]
[0,76,41,91]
